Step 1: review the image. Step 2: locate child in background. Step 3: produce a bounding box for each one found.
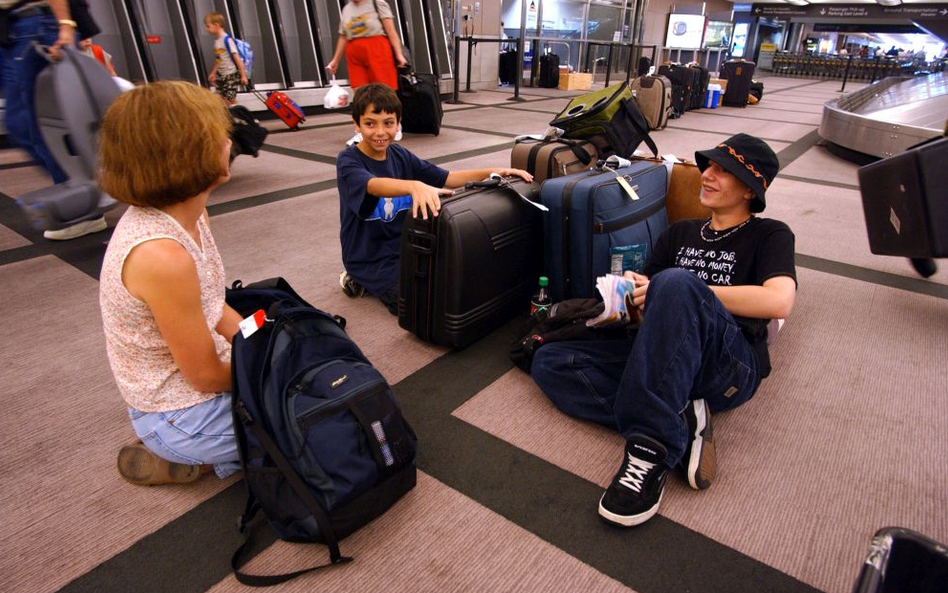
[337,83,533,315]
[203,12,248,106]
[79,37,117,76]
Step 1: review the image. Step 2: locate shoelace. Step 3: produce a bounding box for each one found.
[618,452,655,493]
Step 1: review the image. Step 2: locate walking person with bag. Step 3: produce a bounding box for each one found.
[326,0,408,145]
[531,134,797,526]
[98,81,243,486]
[204,12,248,106]
[0,0,108,240]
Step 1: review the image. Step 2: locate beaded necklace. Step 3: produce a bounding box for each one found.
[700,215,754,243]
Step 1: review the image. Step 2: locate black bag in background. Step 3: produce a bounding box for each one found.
[510,299,633,373]
[637,56,652,76]
[538,51,560,88]
[229,105,268,162]
[397,66,442,135]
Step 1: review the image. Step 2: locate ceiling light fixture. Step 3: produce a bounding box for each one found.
[785,0,809,5]
[875,0,902,6]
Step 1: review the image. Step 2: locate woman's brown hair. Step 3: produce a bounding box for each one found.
[98,81,231,208]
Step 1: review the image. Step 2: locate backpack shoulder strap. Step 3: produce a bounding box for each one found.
[231,400,353,586]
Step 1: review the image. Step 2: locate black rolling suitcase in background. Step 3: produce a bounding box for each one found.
[857,136,948,258]
[499,50,518,85]
[720,59,756,107]
[637,56,652,76]
[538,51,560,88]
[398,177,543,348]
[657,64,692,118]
[397,67,443,135]
[688,64,711,110]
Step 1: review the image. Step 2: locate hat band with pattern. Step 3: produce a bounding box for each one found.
[718,143,769,191]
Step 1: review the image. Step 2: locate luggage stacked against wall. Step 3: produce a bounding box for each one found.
[630,74,673,130]
[656,63,693,117]
[538,48,560,88]
[687,63,711,111]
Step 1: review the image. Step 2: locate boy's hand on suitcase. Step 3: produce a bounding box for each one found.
[495,168,534,183]
[411,182,451,220]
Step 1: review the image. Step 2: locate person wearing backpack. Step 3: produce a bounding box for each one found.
[203,12,247,106]
[98,81,243,486]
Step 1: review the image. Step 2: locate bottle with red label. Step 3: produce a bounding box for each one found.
[530,276,552,316]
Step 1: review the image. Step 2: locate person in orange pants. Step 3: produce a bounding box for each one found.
[327,0,408,144]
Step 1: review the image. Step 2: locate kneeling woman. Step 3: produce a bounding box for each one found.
[99,81,243,485]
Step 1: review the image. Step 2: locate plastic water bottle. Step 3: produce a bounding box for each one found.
[530,276,552,316]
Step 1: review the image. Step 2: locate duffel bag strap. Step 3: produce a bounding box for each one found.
[621,99,659,158]
[231,403,352,586]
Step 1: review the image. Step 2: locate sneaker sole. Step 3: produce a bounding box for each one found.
[597,490,664,527]
[43,217,107,241]
[686,400,716,490]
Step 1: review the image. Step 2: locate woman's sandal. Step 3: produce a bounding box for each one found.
[117,442,202,486]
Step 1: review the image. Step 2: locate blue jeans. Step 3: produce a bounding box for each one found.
[0,13,68,183]
[532,268,759,468]
[129,394,240,479]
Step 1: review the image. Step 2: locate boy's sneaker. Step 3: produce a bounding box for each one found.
[682,399,716,490]
[339,270,366,298]
[346,132,363,146]
[43,216,107,241]
[599,434,669,527]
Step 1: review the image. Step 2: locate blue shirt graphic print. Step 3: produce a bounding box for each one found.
[368,195,413,222]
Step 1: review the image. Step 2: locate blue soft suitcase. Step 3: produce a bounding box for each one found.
[540,161,669,301]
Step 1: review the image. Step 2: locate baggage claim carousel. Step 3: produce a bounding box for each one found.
[819,71,948,161]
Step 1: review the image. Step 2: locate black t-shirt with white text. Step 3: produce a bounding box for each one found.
[643,217,796,378]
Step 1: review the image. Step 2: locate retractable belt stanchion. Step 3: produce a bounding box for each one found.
[840,54,854,92]
[449,36,524,104]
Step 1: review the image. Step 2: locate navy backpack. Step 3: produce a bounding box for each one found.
[226,278,417,586]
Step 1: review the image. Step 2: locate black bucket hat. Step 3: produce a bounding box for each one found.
[695,133,780,213]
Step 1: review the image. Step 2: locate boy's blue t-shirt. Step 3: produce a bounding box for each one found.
[337,144,449,297]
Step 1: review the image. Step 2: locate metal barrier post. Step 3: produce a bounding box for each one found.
[870,57,880,84]
[839,54,853,92]
[605,43,615,87]
[449,34,462,103]
[464,37,474,93]
[507,36,525,102]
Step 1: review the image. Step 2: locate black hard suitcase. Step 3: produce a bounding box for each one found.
[637,56,652,77]
[538,52,560,88]
[720,59,756,107]
[398,177,543,348]
[688,64,710,110]
[852,527,948,593]
[857,136,948,258]
[657,64,692,117]
[397,67,443,135]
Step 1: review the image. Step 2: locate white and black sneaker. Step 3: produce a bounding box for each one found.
[599,434,669,527]
[682,399,716,490]
[339,270,366,298]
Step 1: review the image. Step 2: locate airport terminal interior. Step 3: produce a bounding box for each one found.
[1,1,947,592]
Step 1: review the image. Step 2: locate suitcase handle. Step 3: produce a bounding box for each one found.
[407,229,435,254]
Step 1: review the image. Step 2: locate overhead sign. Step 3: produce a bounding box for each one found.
[751,4,948,20]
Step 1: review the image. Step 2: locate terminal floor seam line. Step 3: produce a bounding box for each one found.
[258,144,338,165]
[0,160,33,171]
[777,174,860,191]
[796,253,948,300]
[53,320,821,593]
[663,125,801,146]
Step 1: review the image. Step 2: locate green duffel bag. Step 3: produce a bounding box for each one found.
[550,82,658,158]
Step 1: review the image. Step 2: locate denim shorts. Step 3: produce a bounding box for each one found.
[129,394,240,479]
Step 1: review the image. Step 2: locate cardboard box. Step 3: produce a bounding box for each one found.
[709,77,728,93]
[559,72,592,91]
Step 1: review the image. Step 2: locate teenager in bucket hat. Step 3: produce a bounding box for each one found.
[531,133,797,527]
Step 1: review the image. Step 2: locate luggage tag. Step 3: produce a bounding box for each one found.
[238,309,267,338]
[602,156,639,201]
[490,173,549,211]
